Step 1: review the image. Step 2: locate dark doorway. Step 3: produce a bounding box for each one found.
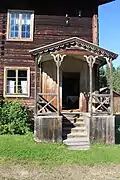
[62,72,80,110]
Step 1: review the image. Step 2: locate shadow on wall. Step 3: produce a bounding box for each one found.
[115,114,120,144]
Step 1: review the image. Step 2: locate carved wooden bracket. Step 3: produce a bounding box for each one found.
[84,55,98,67]
[37,55,42,65]
[51,54,66,67]
[104,57,111,68]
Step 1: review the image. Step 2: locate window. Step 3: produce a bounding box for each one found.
[7,10,34,41]
[4,67,30,97]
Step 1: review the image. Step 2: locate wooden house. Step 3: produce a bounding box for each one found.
[0,0,118,149]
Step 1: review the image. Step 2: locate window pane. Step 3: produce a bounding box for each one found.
[6,70,16,94]
[18,70,28,94]
[21,13,31,38]
[18,70,27,78]
[7,80,16,94]
[9,13,19,38]
[7,70,16,77]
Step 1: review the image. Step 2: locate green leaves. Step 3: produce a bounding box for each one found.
[99,65,120,93]
[0,100,31,135]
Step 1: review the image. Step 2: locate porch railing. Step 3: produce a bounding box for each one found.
[92,93,111,114]
[37,93,57,114]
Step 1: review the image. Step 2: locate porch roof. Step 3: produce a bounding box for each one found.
[29,37,118,65]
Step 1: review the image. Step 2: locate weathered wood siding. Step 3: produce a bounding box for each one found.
[0,9,94,107]
[113,97,120,113]
[90,115,115,144]
[34,115,62,142]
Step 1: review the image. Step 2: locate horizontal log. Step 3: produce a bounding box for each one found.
[92,94,110,97]
[38,93,57,96]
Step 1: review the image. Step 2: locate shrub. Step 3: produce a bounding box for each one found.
[0,100,31,135]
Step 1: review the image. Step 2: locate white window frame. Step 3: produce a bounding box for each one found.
[6,10,34,41]
[4,67,30,97]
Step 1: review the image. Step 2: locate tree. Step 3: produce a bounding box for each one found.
[105,64,115,87]
[99,64,120,93]
[113,66,120,92]
[99,66,107,88]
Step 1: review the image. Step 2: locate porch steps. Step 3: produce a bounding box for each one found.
[62,113,89,150]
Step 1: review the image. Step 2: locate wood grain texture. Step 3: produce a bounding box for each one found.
[90,115,115,144]
[35,116,62,142]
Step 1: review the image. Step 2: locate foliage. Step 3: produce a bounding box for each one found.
[99,65,120,93]
[1,135,120,166]
[0,100,31,135]
[112,66,120,92]
[99,67,107,88]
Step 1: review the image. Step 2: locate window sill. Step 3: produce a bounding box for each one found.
[4,94,30,98]
[6,38,33,42]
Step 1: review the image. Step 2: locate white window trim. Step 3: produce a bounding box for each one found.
[4,67,30,98]
[6,9,34,42]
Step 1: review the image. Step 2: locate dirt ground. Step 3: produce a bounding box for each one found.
[0,164,120,180]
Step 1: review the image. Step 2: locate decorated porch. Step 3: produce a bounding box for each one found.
[29,37,118,149]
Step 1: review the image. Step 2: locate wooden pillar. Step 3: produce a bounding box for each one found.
[105,57,113,115]
[34,55,42,116]
[38,55,42,93]
[89,57,93,116]
[51,54,66,115]
[34,56,38,116]
[84,55,98,116]
[57,64,60,114]
[110,58,113,115]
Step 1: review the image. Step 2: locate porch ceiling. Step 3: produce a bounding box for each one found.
[29,37,118,66]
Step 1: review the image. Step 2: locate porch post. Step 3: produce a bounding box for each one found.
[110,58,113,115]
[51,54,66,115]
[105,57,113,115]
[84,55,98,116]
[34,55,42,116]
[34,56,38,116]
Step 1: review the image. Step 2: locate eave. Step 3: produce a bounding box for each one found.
[29,37,118,66]
[95,0,115,5]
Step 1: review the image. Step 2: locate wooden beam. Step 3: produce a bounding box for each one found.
[34,56,38,116]
[51,54,66,115]
[89,58,93,116]
[110,58,113,115]
[84,55,98,116]
[38,93,57,96]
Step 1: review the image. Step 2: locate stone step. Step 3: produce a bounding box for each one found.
[76,118,84,122]
[67,133,88,138]
[63,139,89,145]
[74,121,85,126]
[62,114,90,150]
[71,127,86,133]
[63,137,89,143]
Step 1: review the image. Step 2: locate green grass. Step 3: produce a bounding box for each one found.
[0,134,120,166]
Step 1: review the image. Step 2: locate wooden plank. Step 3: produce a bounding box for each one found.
[92,94,110,97]
[89,58,93,116]
[110,58,113,115]
[38,93,57,96]
[34,56,38,116]
[34,116,62,142]
[90,116,115,144]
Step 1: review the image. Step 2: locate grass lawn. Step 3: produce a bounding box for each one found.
[0,134,120,166]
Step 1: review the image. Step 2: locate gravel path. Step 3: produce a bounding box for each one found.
[0,164,120,180]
